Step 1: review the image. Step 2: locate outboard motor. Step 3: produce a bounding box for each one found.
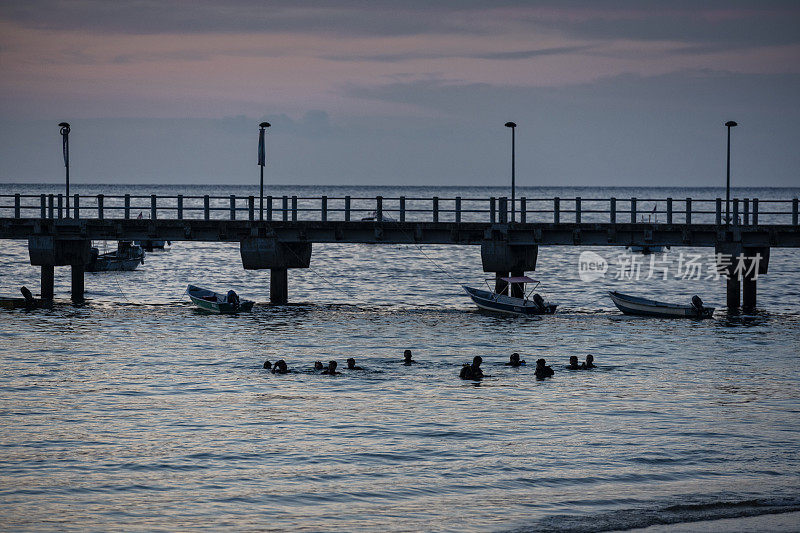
[20,286,34,308]
[532,293,546,311]
[691,295,704,312]
[227,290,240,309]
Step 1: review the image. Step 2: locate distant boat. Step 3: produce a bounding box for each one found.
[187,284,254,314]
[86,242,145,272]
[361,211,396,222]
[626,245,670,254]
[136,240,170,251]
[463,276,557,316]
[609,291,714,318]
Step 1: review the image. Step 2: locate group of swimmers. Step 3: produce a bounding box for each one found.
[263,349,596,381]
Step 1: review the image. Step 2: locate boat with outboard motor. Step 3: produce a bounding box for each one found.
[86,241,145,272]
[187,284,254,314]
[135,239,170,251]
[626,245,670,254]
[608,291,714,318]
[463,276,557,316]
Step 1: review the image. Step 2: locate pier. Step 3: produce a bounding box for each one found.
[1,193,799,309]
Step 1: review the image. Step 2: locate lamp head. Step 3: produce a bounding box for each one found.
[58,122,70,135]
[259,122,271,129]
[504,121,516,128]
[725,121,738,128]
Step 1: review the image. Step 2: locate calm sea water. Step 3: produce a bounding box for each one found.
[1,184,799,532]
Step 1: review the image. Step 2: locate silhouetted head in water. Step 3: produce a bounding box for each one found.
[322,360,340,375]
[567,355,581,370]
[584,354,596,368]
[263,360,272,369]
[535,358,554,379]
[506,352,525,367]
[347,357,364,370]
[470,356,484,379]
[314,361,324,370]
[403,349,415,365]
[272,359,288,374]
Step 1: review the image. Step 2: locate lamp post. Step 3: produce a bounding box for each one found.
[725,120,737,225]
[504,121,517,222]
[258,122,271,220]
[59,122,71,217]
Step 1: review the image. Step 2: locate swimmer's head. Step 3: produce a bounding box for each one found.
[314,361,323,370]
[536,358,546,367]
[510,352,520,362]
[263,360,272,369]
[473,355,482,367]
[329,360,337,371]
[586,354,594,363]
[569,356,578,366]
[347,357,356,369]
[404,349,412,361]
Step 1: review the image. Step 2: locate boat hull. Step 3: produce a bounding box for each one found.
[0,297,51,310]
[463,286,556,316]
[609,291,714,318]
[187,284,254,314]
[86,257,142,272]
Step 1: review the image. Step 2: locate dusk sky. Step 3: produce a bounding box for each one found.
[1,1,798,186]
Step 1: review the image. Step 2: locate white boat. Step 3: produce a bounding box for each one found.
[187,284,254,314]
[609,291,714,318]
[86,242,145,272]
[626,245,670,254]
[463,276,557,316]
[136,239,170,251]
[361,211,396,222]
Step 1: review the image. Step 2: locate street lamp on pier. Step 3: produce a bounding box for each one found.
[59,122,70,218]
[725,120,738,225]
[504,121,517,222]
[258,122,271,220]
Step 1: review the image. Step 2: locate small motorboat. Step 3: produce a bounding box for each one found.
[86,241,145,272]
[626,245,670,254]
[609,291,714,318]
[136,239,171,252]
[361,211,397,222]
[187,284,254,314]
[0,286,49,310]
[463,276,557,316]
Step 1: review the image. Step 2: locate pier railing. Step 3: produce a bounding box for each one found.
[1,194,798,226]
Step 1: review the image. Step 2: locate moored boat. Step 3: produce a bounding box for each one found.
[626,245,670,254]
[187,284,254,314]
[0,287,50,310]
[463,276,557,316]
[136,240,170,251]
[609,291,714,318]
[86,242,145,272]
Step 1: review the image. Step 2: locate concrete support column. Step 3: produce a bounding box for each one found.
[270,268,288,304]
[41,265,54,301]
[71,264,85,304]
[726,277,740,311]
[494,272,509,296]
[742,259,757,311]
[510,270,524,298]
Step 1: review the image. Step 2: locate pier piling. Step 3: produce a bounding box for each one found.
[71,265,85,303]
[270,268,288,304]
[41,265,54,301]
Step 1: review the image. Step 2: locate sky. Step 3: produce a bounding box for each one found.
[0,1,799,187]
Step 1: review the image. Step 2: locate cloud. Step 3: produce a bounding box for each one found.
[323,45,594,63]
[1,0,798,48]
